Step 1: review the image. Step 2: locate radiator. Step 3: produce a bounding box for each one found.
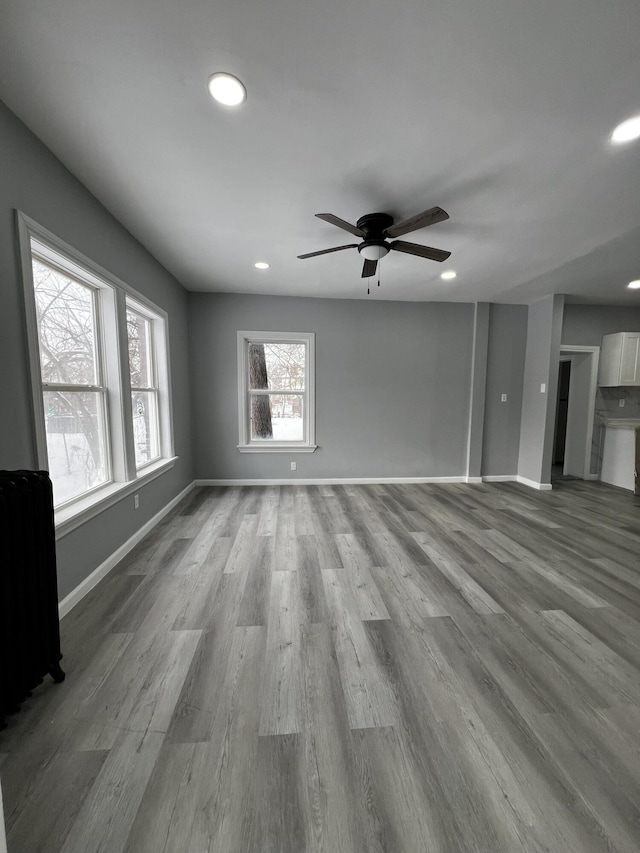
[0,471,64,729]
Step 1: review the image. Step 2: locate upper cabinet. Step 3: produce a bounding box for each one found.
[598,332,640,386]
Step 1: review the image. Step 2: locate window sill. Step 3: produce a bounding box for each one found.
[237,444,317,454]
[54,456,177,540]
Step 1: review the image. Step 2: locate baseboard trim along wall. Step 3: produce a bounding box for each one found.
[197,476,535,487]
[515,475,553,491]
[58,481,195,618]
[483,475,553,490]
[195,477,471,487]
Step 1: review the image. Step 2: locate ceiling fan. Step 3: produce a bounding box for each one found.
[298,206,451,278]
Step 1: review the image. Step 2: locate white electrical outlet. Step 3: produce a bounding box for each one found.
[134,494,139,509]
[540,383,546,393]
[619,398,625,407]
[290,461,297,471]
[501,393,507,402]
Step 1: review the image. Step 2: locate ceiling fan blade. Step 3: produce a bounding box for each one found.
[362,258,378,278]
[315,213,365,238]
[297,244,358,259]
[384,206,449,238]
[390,240,451,262]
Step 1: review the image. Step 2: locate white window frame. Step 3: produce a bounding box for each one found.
[17,212,176,538]
[237,330,316,453]
[126,298,162,470]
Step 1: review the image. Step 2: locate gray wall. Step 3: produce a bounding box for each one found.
[189,293,475,480]
[562,303,640,423]
[517,295,564,485]
[482,304,528,476]
[0,101,193,598]
[562,304,640,346]
[466,303,490,480]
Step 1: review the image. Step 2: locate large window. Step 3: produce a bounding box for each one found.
[237,331,316,452]
[32,259,109,504]
[19,213,175,530]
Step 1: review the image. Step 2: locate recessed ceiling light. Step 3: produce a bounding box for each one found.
[440,270,457,281]
[207,73,247,107]
[254,261,270,270]
[611,114,640,144]
[627,280,640,289]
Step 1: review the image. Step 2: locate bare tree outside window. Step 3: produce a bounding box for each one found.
[248,341,305,441]
[126,306,159,467]
[32,259,108,504]
[248,343,273,438]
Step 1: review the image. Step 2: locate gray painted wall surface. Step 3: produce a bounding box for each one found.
[517,295,564,485]
[482,304,527,476]
[562,305,640,346]
[0,101,193,598]
[189,293,475,480]
[466,303,490,479]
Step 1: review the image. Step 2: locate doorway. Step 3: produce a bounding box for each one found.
[552,346,599,481]
[553,360,571,473]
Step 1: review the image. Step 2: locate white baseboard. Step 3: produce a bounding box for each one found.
[58,481,195,619]
[484,474,553,490]
[516,475,553,491]
[483,474,553,490]
[465,477,483,484]
[195,476,469,487]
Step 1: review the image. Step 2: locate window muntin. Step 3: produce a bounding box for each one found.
[32,257,110,505]
[127,304,160,468]
[238,332,316,452]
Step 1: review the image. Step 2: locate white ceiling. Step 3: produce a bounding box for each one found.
[1,0,640,304]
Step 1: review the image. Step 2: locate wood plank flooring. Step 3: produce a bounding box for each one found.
[2,480,640,851]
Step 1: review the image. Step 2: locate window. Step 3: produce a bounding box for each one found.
[126,302,160,468]
[32,258,110,504]
[237,331,316,452]
[18,213,175,531]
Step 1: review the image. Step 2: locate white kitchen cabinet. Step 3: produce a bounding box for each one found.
[598,332,640,386]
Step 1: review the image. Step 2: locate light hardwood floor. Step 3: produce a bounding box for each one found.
[2,480,640,852]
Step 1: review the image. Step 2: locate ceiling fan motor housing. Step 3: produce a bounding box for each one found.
[356,212,394,237]
[356,212,394,259]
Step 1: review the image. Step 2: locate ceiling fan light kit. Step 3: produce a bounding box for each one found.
[358,242,389,260]
[298,206,451,280]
